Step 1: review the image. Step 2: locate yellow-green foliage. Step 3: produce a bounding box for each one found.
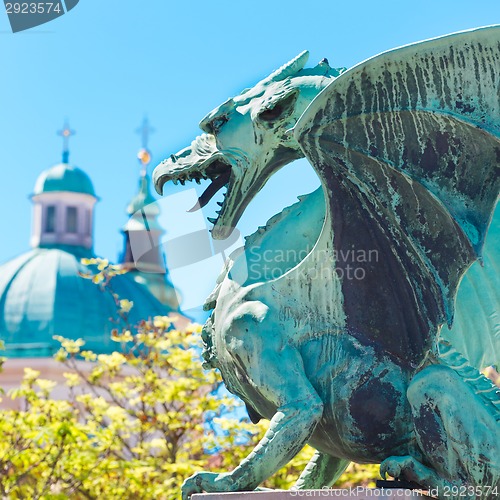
[0,259,379,498]
[0,324,379,498]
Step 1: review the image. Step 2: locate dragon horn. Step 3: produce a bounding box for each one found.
[260,50,310,84]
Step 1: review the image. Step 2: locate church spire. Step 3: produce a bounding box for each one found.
[136,116,155,176]
[126,117,158,216]
[120,118,179,310]
[121,117,163,266]
[57,120,75,164]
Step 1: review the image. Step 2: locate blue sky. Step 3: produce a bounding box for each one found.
[1,1,499,315]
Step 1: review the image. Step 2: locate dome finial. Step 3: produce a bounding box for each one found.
[136,116,155,176]
[57,120,75,164]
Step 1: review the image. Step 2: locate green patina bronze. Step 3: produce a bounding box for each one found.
[154,27,500,498]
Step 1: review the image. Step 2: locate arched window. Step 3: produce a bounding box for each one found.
[67,207,77,233]
[85,210,91,236]
[45,206,56,233]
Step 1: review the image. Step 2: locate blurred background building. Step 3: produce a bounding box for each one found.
[0,120,184,401]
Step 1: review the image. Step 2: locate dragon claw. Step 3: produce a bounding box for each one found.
[380,455,433,487]
[380,466,387,480]
[181,471,234,500]
[380,456,408,481]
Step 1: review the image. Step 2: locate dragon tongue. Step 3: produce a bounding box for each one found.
[188,170,231,212]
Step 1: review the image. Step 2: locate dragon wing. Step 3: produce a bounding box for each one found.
[441,203,499,369]
[294,26,500,368]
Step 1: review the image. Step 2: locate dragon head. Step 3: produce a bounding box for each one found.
[153,51,343,239]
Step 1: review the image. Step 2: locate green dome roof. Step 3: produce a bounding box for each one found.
[0,248,175,357]
[34,163,96,197]
[124,174,163,232]
[127,175,158,215]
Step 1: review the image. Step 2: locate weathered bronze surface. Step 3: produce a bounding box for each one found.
[154,26,500,499]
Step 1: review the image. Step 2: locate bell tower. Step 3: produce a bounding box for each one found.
[30,122,98,255]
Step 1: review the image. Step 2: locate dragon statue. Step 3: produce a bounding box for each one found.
[154,26,500,498]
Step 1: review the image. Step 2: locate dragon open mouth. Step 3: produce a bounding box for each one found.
[153,135,236,233]
[187,161,232,214]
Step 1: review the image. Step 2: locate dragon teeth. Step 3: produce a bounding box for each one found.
[207,217,217,224]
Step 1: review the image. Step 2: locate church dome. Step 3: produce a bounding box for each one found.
[0,248,173,357]
[33,163,96,197]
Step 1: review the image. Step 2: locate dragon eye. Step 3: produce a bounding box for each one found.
[211,115,228,133]
[258,92,298,123]
[259,105,284,122]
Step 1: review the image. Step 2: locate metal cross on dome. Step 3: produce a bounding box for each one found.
[136,116,155,150]
[57,120,75,164]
